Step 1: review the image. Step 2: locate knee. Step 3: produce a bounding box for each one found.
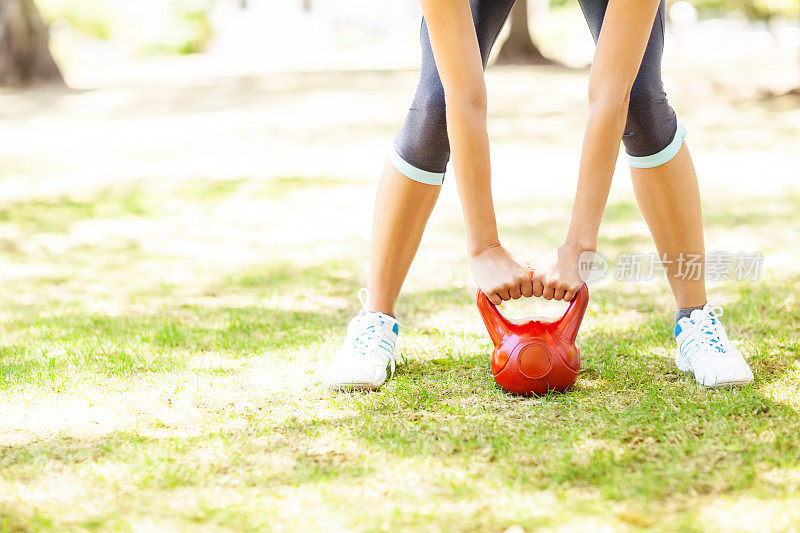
[624,84,686,168]
[393,85,450,184]
[624,80,680,161]
[398,98,448,162]
[626,82,669,137]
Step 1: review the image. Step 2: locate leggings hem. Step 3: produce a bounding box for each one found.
[389,149,446,185]
[627,122,687,169]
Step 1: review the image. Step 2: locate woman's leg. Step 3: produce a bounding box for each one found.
[329,0,516,390]
[367,162,441,315]
[630,145,707,308]
[578,0,752,386]
[621,2,707,309]
[366,0,516,315]
[579,0,706,308]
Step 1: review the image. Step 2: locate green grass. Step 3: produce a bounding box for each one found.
[0,173,797,532]
[0,81,799,531]
[0,178,797,531]
[173,175,355,203]
[261,175,355,198]
[0,187,150,233]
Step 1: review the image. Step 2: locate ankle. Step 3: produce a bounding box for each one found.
[369,309,396,319]
[675,304,705,324]
[365,299,396,317]
[360,287,396,317]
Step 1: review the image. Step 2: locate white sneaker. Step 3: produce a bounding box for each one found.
[328,289,399,391]
[674,301,754,387]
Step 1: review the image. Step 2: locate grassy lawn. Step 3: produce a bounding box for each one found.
[1,50,799,531]
[0,172,798,532]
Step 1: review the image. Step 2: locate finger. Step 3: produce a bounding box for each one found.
[542,284,555,300]
[489,292,503,306]
[509,285,522,300]
[563,289,576,302]
[520,277,534,298]
[498,288,512,302]
[532,278,544,298]
[553,287,566,301]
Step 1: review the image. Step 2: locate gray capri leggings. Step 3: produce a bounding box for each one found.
[390,0,686,185]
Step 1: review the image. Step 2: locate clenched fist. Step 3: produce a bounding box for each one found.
[470,244,533,306]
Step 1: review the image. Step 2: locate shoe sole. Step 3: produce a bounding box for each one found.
[329,382,383,392]
[674,347,753,388]
[328,361,394,392]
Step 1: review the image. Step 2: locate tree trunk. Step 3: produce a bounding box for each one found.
[0,0,64,87]
[495,0,555,66]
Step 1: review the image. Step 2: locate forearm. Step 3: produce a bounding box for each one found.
[567,100,628,250]
[565,0,661,251]
[418,0,501,257]
[446,100,500,256]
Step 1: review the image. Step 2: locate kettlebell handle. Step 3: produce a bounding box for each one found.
[476,271,589,346]
[554,283,589,344]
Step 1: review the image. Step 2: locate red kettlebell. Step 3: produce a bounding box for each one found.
[476,276,589,396]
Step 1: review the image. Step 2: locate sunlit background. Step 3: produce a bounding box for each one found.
[1,1,799,531]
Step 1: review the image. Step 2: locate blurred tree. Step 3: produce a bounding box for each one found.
[688,0,797,19]
[496,0,555,65]
[0,0,62,86]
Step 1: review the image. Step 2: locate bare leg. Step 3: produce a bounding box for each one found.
[367,161,441,315]
[630,143,707,308]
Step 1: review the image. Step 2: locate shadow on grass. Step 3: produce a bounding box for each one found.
[0,305,349,386]
[0,257,369,385]
[298,273,800,502]
[1,269,799,529]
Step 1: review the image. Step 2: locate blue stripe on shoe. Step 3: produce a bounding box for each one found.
[392,323,399,335]
[389,149,446,186]
[628,123,687,169]
[674,323,682,338]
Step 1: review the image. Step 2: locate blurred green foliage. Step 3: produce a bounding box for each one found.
[550,0,798,19]
[174,1,215,55]
[33,0,799,58]
[690,0,799,19]
[36,0,215,54]
[36,0,114,40]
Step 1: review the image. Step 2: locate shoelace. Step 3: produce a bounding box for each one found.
[685,298,734,358]
[356,288,404,331]
[352,289,399,372]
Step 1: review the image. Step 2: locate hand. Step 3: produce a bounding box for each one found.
[470,244,533,306]
[531,241,591,302]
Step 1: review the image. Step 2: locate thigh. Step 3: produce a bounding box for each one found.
[395,0,517,178]
[415,0,517,100]
[577,0,676,158]
[577,0,667,80]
